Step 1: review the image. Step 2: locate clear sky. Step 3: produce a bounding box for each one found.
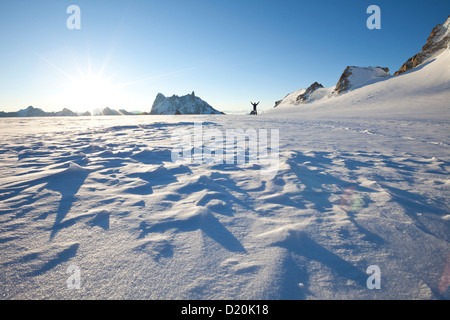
[0,0,449,114]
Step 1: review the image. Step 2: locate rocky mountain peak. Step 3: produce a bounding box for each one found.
[150,92,224,115]
[296,82,324,102]
[394,16,450,76]
[335,66,390,94]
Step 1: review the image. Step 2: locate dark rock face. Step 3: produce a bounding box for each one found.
[334,67,354,94]
[296,82,324,102]
[334,66,390,94]
[394,16,450,76]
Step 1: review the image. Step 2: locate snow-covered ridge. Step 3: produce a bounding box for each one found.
[275,85,334,106]
[274,16,450,109]
[274,66,390,107]
[271,46,450,116]
[150,91,224,115]
[334,66,390,94]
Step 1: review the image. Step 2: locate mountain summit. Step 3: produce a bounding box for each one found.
[334,66,390,94]
[395,16,450,75]
[150,92,224,115]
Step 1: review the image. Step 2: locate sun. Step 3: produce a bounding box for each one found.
[65,73,115,112]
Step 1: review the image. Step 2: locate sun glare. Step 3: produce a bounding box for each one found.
[66,74,114,112]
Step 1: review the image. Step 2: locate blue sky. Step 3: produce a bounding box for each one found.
[0,0,449,113]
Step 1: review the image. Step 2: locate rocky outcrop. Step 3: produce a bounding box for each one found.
[334,66,390,94]
[273,82,328,107]
[274,99,283,108]
[334,67,353,94]
[394,16,450,75]
[150,91,224,115]
[296,82,324,102]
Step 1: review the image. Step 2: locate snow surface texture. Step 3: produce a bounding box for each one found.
[1,51,450,301]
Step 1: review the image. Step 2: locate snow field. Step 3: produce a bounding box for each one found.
[0,111,448,299]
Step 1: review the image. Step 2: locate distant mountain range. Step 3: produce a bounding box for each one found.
[0,92,224,117]
[0,106,149,117]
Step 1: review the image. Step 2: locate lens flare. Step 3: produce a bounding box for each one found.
[340,186,364,213]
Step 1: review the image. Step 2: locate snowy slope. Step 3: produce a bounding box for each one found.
[275,16,450,109]
[276,86,335,106]
[334,66,390,94]
[275,66,391,107]
[272,46,450,117]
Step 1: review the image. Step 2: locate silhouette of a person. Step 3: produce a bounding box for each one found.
[251,101,259,115]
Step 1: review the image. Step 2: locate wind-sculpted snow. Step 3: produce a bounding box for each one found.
[0,113,448,299]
